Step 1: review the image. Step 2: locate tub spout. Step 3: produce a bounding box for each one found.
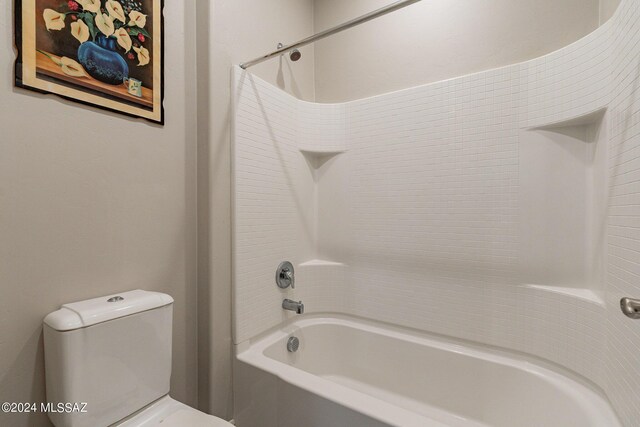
[282,299,304,314]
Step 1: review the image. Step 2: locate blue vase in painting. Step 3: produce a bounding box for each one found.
[77,36,129,85]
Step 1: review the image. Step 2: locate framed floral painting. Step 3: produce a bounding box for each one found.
[15,0,164,124]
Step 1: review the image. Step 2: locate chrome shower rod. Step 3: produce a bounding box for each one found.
[239,0,423,69]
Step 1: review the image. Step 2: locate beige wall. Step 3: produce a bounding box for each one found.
[600,0,622,22]
[313,0,601,102]
[197,0,315,419]
[0,1,198,426]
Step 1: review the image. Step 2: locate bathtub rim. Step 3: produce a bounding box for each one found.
[235,313,621,427]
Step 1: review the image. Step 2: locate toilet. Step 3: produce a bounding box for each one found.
[43,290,233,427]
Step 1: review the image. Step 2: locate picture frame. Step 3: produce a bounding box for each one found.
[14,0,165,125]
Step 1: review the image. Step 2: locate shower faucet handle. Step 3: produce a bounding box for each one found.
[621,297,640,319]
[276,261,295,289]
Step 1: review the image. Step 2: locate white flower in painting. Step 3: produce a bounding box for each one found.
[70,19,89,43]
[42,53,63,66]
[128,11,147,28]
[133,45,150,66]
[106,0,126,23]
[95,13,115,37]
[77,0,100,13]
[43,9,65,31]
[60,57,87,77]
[115,27,132,52]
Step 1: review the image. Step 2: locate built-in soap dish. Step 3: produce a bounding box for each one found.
[298,259,346,267]
[528,108,606,143]
[300,149,346,169]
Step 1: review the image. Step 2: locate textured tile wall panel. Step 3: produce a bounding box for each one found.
[233,71,347,342]
[340,62,608,387]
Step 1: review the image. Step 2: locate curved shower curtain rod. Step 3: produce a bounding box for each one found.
[239,0,423,70]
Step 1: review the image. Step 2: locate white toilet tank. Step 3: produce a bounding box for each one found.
[43,290,175,427]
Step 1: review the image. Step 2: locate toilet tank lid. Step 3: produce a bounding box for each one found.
[43,290,174,331]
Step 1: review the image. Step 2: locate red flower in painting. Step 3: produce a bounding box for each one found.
[67,1,79,11]
[137,33,145,43]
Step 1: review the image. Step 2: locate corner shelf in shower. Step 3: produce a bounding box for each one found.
[300,148,347,169]
[525,284,605,307]
[527,107,607,142]
[521,107,608,303]
[298,259,346,267]
[299,148,347,156]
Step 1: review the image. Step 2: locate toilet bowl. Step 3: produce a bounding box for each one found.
[43,290,232,427]
[115,396,231,427]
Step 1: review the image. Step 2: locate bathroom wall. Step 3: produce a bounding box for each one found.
[0,1,198,426]
[335,22,612,386]
[312,0,601,102]
[233,0,640,424]
[232,71,347,342]
[198,0,315,418]
[601,0,622,22]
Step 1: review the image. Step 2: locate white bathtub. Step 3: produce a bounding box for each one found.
[234,315,620,427]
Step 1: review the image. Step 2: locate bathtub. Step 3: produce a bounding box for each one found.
[234,315,620,427]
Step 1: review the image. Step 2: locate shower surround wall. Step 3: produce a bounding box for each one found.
[233,0,640,424]
[232,75,347,340]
